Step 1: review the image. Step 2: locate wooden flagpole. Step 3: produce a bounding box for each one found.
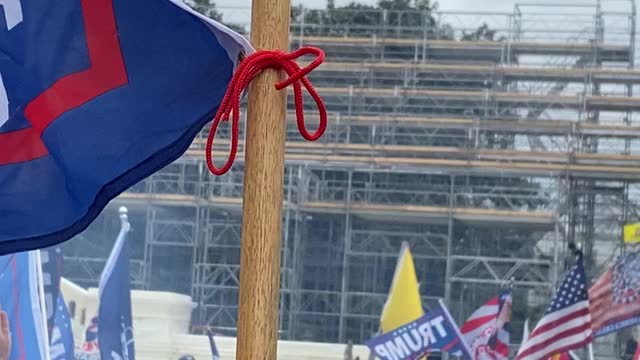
[236,0,291,358]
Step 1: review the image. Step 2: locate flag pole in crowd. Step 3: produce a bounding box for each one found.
[516,249,592,360]
[234,0,292,360]
[35,250,51,360]
[97,206,135,360]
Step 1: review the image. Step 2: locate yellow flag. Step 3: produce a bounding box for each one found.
[624,223,640,244]
[380,242,423,332]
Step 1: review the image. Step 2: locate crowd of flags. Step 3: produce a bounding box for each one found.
[0,208,137,360]
[366,241,640,360]
[3,214,640,360]
[0,216,639,360]
[0,207,223,360]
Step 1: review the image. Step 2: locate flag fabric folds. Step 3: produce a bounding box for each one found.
[50,293,75,360]
[516,254,592,360]
[366,300,473,360]
[0,252,46,360]
[0,0,251,254]
[98,209,135,360]
[380,242,424,333]
[461,289,512,360]
[589,251,640,337]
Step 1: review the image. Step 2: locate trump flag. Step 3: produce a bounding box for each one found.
[366,300,472,360]
[0,0,250,254]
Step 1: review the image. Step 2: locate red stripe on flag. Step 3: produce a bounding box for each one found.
[494,340,510,356]
[529,308,590,338]
[518,323,592,359]
[460,314,496,334]
[0,128,47,164]
[0,0,128,165]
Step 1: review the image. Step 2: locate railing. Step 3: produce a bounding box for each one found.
[307,177,556,213]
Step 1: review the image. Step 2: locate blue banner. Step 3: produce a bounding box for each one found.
[98,213,135,360]
[0,0,250,255]
[50,293,74,360]
[41,246,63,338]
[0,252,46,360]
[366,300,472,360]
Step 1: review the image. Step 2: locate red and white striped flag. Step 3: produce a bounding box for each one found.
[516,255,592,360]
[461,290,511,360]
[589,252,640,337]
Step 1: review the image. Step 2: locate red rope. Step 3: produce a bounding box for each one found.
[206,46,327,176]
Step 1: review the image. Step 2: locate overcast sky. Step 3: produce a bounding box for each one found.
[212,0,639,31]
[214,0,636,13]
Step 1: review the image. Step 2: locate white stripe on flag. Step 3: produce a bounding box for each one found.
[518,330,592,360]
[462,325,494,346]
[530,301,588,331]
[467,305,499,320]
[519,312,591,354]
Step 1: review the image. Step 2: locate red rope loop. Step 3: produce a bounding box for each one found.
[206,46,327,176]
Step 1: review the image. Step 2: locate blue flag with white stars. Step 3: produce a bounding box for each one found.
[366,300,472,360]
[50,293,75,360]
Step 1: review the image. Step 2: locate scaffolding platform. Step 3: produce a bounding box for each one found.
[62,3,638,352]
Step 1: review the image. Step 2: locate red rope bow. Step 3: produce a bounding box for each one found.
[206,46,328,176]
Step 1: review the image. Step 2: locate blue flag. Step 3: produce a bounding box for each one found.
[207,329,221,360]
[0,252,46,360]
[50,293,75,360]
[366,300,472,360]
[42,246,63,338]
[98,209,135,360]
[0,0,251,255]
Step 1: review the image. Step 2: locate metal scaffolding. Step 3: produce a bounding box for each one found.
[62,1,639,357]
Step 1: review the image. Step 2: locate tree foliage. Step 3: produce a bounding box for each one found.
[187,0,223,21]
[290,0,459,40]
[461,23,505,41]
[186,0,247,34]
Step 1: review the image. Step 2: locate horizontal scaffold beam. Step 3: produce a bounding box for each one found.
[315,86,640,112]
[312,62,640,85]
[309,113,640,138]
[113,194,554,230]
[227,112,640,138]
[300,36,630,61]
[184,142,640,180]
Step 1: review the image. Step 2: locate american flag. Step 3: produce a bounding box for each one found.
[589,251,640,337]
[461,289,511,360]
[516,255,592,360]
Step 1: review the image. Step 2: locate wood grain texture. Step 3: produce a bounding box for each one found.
[235,0,290,359]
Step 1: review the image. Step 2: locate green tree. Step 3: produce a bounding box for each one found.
[461,22,505,41]
[188,0,223,21]
[187,0,247,34]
